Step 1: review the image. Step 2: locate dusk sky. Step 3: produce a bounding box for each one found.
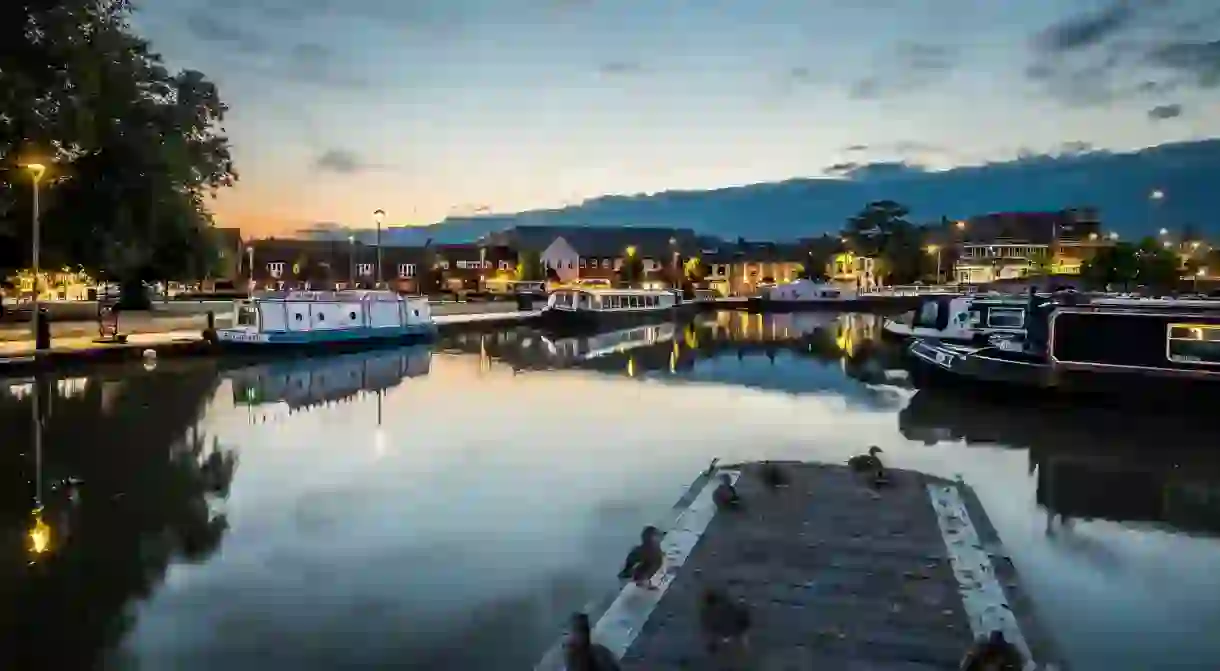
[136,0,1220,236]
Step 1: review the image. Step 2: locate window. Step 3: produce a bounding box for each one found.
[237,306,257,326]
[499,260,512,271]
[568,261,574,269]
[1167,323,1220,365]
[987,308,1025,329]
[398,263,417,278]
[579,258,586,268]
[357,263,373,277]
[440,261,450,270]
[267,262,285,278]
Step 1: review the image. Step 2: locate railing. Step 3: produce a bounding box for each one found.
[859,284,964,296]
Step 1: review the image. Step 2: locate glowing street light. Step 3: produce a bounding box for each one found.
[1150,189,1164,201]
[348,235,356,286]
[926,244,942,284]
[373,209,385,286]
[955,221,966,230]
[1108,232,1119,241]
[20,163,47,346]
[1159,228,1169,236]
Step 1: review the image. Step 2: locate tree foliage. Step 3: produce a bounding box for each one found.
[617,253,644,286]
[515,250,543,282]
[0,0,236,284]
[842,201,927,284]
[1081,238,1180,290]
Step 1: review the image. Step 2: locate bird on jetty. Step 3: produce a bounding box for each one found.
[712,473,742,510]
[617,526,664,590]
[699,586,751,653]
[703,458,721,477]
[564,612,621,671]
[849,446,890,488]
[759,461,789,489]
[959,630,1025,671]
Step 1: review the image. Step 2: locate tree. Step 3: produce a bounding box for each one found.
[843,200,911,257]
[1081,244,1139,290]
[802,235,838,281]
[1132,236,1180,289]
[1,0,235,303]
[617,250,644,286]
[515,250,543,281]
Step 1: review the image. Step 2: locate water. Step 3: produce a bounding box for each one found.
[3,311,1219,670]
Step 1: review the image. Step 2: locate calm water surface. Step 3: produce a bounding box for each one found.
[3,311,1219,670]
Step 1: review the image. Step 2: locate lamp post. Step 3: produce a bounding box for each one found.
[348,235,356,286]
[21,163,46,345]
[669,236,679,289]
[1150,189,1164,240]
[926,245,941,284]
[373,209,385,287]
[245,245,255,292]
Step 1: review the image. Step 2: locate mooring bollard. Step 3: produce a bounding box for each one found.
[203,310,217,343]
[35,307,51,351]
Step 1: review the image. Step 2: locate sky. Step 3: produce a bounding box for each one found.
[135,0,1220,236]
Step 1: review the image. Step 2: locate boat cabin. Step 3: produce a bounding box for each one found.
[231,290,432,334]
[898,295,1028,338]
[764,279,857,301]
[1049,304,1220,380]
[547,287,678,312]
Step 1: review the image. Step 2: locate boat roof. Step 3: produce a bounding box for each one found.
[246,290,414,302]
[551,287,674,296]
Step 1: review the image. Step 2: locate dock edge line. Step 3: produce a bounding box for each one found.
[927,483,1038,671]
[533,469,739,670]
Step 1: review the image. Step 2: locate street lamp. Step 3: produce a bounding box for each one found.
[21,163,46,344]
[245,245,255,291]
[955,221,966,230]
[373,209,385,287]
[926,245,941,284]
[348,235,356,286]
[1159,228,1169,236]
[1109,232,1119,241]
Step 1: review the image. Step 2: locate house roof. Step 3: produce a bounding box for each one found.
[962,210,1102,244]
[482,225,703,257]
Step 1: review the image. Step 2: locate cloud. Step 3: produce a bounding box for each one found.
[1147,103,1184,120]
[843,144,869,152]
[849,42,957,99]
[183,11,267,53]
[1034,2,1135,54]
[285,43,369,89]
[314,149,376,174]
[1027,2,1220,105]
[823,161,928,180]
[598,61,644,76]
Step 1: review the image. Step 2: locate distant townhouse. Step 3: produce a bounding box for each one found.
[431,243,517,292]
[245,238,430,292]
[481,225,702,285]
[702,241,808,296]
[951,209,1109,284]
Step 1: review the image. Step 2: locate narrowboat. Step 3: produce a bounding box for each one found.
[209,290,437,351]
[883,294,1029,342]
[538,287,693,333]
[745,279,935,313]
[907,294,1220,402]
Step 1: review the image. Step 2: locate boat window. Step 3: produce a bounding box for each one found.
[916,301,939,327]
[236,306,257,326]
[1167,323,1220,365]
[317,313,325,321]
[987,308,1025,329]
[349,311,357,320]
[294,313,303,321]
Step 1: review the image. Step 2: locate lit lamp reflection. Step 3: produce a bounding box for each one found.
[28,508,51,557]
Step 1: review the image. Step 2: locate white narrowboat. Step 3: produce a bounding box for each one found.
[747,279,928,313]
[210,290,437,350]
[539,287,692,333]
[883,295,1029,343]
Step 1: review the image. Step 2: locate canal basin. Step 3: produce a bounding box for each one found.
[2,310,1219,670]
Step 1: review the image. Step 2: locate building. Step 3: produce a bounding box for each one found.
[431,244,517,292]
[481,226,703,285]
[208,227,245,281]
[702,241,808,296]
[244,238,430,292]
[825,252,878,290]
[952,209,1108,284]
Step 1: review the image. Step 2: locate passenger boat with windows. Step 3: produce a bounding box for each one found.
[907,292,1220,401]
[883,294,1029,342]
[539,286,693,333]
[208,290,437,351]
[745,279,934,313]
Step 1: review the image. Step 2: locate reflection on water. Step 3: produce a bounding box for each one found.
[1,311,1218,670]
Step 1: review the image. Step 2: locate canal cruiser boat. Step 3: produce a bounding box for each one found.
[210,290,437,351]
[883,295,1028,343]
[906,294,1220,402]
[539,287,692,333]
[228,346,432,410]
[745,279,931,313]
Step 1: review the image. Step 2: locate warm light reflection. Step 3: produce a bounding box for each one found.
[626,357,635,377]
[373,428,387,457]
[28,509,51,557]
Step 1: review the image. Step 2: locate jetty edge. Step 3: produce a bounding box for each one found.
[537,461,1067,671]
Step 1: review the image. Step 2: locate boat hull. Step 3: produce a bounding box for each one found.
[209,323,438,354]
[538,303,696,335]
[746,295,927,314]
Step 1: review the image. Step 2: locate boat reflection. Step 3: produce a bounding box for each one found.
[227,346,432,410]
[899,389,1220,536]
[442,311,910,389]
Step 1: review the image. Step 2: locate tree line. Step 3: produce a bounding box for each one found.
[1,0,235,302]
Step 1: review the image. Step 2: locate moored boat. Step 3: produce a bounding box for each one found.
[907,294,1220,401]
[538,287,693,333]
[883,294,1028,342]
[746,279,937,313]
[209,290,437,351]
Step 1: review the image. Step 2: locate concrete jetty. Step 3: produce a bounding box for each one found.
[541,462,1064,670]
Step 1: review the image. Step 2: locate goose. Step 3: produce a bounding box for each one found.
[959,630,1024,671]
[848,446,884,473]
[712,473,742,510]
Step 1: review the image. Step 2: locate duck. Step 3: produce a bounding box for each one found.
[563,612,621,671]
[848,446,884,473]
[712,473,742,511]
[959,630,1025,671]
[617,526,664,589]
[699,586,751,653]
[759,461,789,489]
